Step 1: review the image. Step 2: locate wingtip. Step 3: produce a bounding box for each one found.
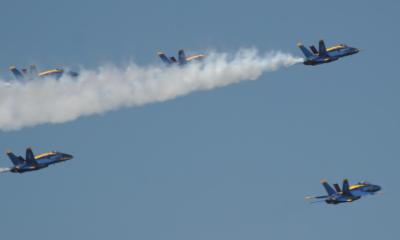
[320,179,328,184]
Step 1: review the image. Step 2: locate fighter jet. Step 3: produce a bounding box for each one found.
[9,65,79,80]
[305,179,381,204]
[158,49,206,66]
[0,148,73,174]
[297,40,359,65]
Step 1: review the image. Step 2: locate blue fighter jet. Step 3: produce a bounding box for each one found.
[297,40,359,65]
[0,148,73,174]
[9,65,79,80]
[158,49,206,66]
[306,179,381,204]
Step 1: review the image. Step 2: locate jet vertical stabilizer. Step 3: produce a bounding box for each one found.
[297,43,314,58]
[178,49,187,65]
[321,180,336,196]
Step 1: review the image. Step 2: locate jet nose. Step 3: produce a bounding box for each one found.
[369,185,381,193]
[62,153,73,160]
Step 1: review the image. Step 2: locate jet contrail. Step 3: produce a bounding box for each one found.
[0,49,303,130]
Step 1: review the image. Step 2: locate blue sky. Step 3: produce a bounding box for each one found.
[0,0,399,239]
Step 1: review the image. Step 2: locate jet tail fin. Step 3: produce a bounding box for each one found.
[178,49,187,65]
[67,71,79,78]
[9,66,25,80]
[318,40,329,57]
[29,65,38,79]
[297,43,314,59]
[309,45,319,55]
[170,56,177,63]
[158,51,173,65]
[25,148,38,166]
[342,179,352,196]
[6,151,25,166]
[321,180,336,196]
[333,183,341,193]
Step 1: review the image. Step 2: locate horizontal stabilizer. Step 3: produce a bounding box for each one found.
[305,195,328,200]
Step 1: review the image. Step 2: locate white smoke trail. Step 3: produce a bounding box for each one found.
[0,49,302,130]
[0,167,11,173]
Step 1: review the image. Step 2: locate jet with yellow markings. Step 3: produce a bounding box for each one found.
[305,179,381,204]
[158,49,206,66]
[297,40,359,65]
[9,65,78,80]
[0,148,73,174]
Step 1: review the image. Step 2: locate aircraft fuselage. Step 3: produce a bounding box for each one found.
[304,47,359,65]
[10,152,73,173]
[325,183,381,204]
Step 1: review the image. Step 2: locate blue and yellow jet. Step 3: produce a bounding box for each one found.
[0,148,73,174]
[297,40,359,65]
[306,179,381,204]
[9,65,79,80]
[158,49,206,66]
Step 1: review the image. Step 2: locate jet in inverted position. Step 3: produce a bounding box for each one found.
[0,148,73,174]
[158,49,206,66]
[306,179,381,204]
[9,65,79,80]
[297,40,359,65]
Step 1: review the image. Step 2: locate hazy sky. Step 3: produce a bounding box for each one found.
[0,1,399,240]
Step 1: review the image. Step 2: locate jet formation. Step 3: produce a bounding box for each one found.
[297,40,359,65]
[0,148,73,174]
[306,179,381,204]
[1,41,380,207]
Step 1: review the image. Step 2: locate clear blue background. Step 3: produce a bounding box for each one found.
[0,0,398,239]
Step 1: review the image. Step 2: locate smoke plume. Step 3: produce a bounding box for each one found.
[0,49,302,130]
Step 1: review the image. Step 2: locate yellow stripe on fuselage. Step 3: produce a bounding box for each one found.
[187,54,206,61]
[349,184,366,190]
[34,152,56,159]
[38,69,63,77]
[326,45,345,52]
